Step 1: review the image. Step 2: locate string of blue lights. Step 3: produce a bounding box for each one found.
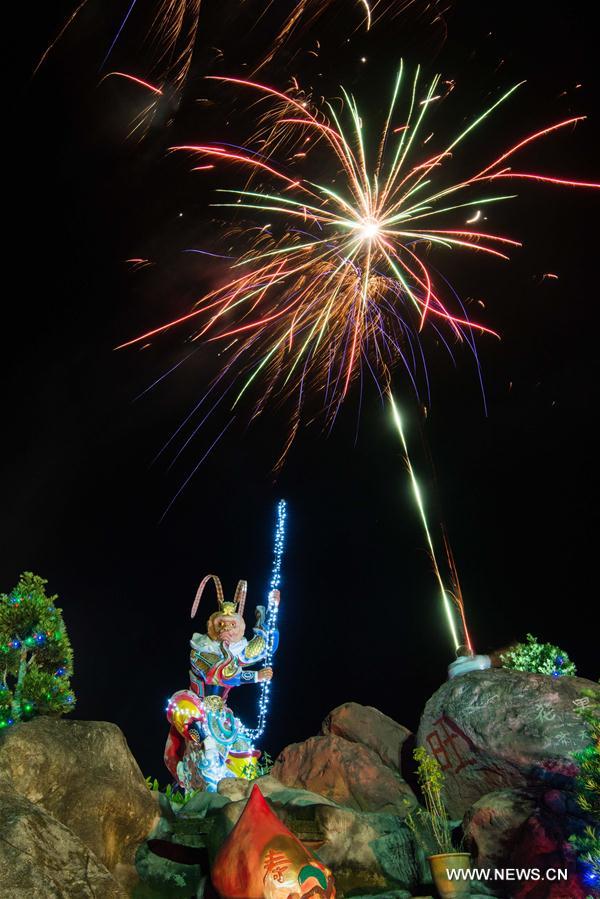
[241,498,287,744]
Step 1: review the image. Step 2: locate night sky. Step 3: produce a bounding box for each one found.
[4,0,599,780]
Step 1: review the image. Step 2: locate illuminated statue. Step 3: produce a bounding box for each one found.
[165,574,279,792]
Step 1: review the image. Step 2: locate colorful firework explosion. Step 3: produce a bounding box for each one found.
[119,63,598,472]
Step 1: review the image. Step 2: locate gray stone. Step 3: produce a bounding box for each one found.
[416,669,599,817]
[216,773,339,807]
[314,804,419,895]
[0,783,126,898]
[0,716,159,882]
[321,702,412,772]
[134,841,203,897]
[179,787,230,818]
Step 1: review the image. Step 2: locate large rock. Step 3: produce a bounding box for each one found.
[416,669,598,817]
[463,789,538,871]
[321,703,411,772]
[272,733,417,816]
[0,782,126,898]
[314,804,421,896]
[510,808,586,899]
[463,788,590,899]
[0,717,158,882]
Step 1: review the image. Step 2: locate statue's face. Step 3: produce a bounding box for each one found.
[208,612,245,644]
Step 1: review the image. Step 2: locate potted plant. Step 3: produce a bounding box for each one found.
[408,747,471,898]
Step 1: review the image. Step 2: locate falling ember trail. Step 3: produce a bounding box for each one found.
[389,393,466,652]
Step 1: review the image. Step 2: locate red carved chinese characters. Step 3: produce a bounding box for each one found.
[425,715,476,775]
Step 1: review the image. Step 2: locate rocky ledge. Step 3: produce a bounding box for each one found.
[1,671,597,898]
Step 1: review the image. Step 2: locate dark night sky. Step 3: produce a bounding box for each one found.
[3,0,599,779]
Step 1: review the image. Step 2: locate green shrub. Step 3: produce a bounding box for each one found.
[500,633,576,677]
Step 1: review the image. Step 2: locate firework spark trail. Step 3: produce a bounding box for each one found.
[102,71,164,95]
[252,0,448,74]
[100,0,141,70]
[35,0,201,130]
[442,526,473,654]
[32,0,91,77]
[37,0,439,131]
[251,0,370,73]
[159,416,234,521]
[389,393,466,651]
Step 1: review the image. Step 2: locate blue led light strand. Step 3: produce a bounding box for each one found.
[241,499,287,744]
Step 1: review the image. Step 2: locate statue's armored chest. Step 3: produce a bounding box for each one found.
[190,647,221,674]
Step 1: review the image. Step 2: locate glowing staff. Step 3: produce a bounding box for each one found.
[389,393,466,652]
[242,499,287,743]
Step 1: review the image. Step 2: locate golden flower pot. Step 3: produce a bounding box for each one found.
[427,852,472,898]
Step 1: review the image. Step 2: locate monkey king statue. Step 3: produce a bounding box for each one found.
[164,574,279,792]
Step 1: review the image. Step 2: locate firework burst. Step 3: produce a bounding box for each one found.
[119,63,598,470]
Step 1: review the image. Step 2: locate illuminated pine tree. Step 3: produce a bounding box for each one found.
[0,572,75,728]
[570,689,600,892]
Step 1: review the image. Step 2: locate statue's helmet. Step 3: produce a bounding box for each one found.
[191,575,248,643]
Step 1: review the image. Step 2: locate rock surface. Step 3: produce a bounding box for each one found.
[216,773,339,808]
[321,702,412,772]
[0,717,158,882]
[510,810,586,899]
[463,789,538,871]
[272,733,417,816]
[416,669,598,817]
[0,781,126,898]
[313,804,420,896]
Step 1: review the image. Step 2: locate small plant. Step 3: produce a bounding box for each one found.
[146,776,199,807]
[408,747,453,855]
[0,573,75,728]
[240,750,275,781]
[500,633,576,677]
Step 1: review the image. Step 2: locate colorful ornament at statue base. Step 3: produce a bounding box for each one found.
[164,574,279,792]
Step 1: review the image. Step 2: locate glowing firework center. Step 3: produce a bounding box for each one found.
[356,218,381,242]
